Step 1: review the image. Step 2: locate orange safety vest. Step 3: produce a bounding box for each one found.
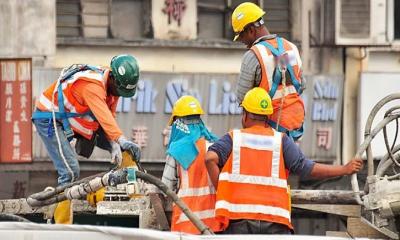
[251,37,305,133]
[215,126,293,230]
[36,67,118,140]
[171,138,226,234]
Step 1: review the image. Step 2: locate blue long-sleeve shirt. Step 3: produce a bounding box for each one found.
[208,132,315,179]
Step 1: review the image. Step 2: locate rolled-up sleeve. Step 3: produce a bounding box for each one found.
[282,134,315,179]
[236,50,261,104]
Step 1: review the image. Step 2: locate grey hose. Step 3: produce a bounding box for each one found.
[0,213,30,222]
[382,106,400,167]
[363,93,400,176]
[376,151,400,177]
[351,114,400,205]
[29,171,107,201]
[26,169,214,235]
[135,171,214,235]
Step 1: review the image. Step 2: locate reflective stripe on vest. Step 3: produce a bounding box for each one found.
[232,129,282,177]
[171,139,225,234]
[216,127,292,228]
[216,200,290,221]
[176,209,216,224]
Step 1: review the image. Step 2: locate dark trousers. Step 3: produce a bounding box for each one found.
[223,219,292,234]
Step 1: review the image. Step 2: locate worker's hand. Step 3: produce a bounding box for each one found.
[118,136,141,161]
[344,158,364,175]
[110,141,122,167]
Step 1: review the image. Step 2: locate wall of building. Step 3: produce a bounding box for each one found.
[54,45,244,73]
[0,0,55,60]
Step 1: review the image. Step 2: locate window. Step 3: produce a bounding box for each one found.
[56,0,82,37]
[56,0,150,40]
[395,0,400,39]
[197,0,291,41]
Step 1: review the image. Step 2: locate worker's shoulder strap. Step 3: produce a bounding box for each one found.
[257,37,302,97]
[32,64,100,139]
[59,64,103,83]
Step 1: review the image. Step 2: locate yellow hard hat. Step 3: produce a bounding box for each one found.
[232,2,265,41]
[241,87,273,115]
[168,95,204,125]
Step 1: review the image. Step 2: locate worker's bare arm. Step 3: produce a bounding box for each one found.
[205,151,220,190]
[309,158,363,179]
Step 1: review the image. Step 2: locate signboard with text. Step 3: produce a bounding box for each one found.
[0,59,32,163]
[31,70,343,163]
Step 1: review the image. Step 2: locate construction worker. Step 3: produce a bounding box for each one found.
[32,54,141,223]
[205,87,363,234]
[232,2,305,141]
[161,96,226,234]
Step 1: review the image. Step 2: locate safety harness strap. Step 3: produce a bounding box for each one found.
[32,64,102,138]
[258,37,302,97]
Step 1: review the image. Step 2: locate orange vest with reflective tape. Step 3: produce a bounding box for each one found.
[171,138,226,234]
[215,126,292,229]
[36,67,118,139]
[251,38,305,131]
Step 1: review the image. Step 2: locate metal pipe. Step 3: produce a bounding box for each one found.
[290,190,362,204]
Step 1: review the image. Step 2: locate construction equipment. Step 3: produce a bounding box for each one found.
[1,93,400,238]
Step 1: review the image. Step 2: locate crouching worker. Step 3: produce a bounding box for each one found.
[206,87,363,234]
[32,54,141,223]
[161,96,226,234]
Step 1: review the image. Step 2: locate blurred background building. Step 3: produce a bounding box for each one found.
[0,0,400,235]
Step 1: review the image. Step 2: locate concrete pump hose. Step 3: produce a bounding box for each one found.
[352,114,400,205]
[28,172,108,202]
[135,171,214,235]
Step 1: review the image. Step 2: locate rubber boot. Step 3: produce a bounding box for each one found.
[54,200,73,224]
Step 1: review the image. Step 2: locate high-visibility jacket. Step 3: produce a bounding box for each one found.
[36,67,118,140]
[250,37,305,137]
[215,125,292,229]
[171,138,226,234]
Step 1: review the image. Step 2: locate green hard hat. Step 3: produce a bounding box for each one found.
[110,54,139,97]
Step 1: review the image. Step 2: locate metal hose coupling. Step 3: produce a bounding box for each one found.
[64,169,128,200]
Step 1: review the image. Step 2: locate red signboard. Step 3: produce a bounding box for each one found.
[0,59,32,163]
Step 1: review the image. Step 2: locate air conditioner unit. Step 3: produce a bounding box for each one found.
[335,0,389,45]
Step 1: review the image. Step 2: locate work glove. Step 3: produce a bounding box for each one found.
[110,140,123,167]
[117,135,141,162]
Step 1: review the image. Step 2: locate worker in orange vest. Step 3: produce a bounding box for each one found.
[32,54,141,223]
[161,96,226,234]
[232,2,305,141]
[206,87,363,234]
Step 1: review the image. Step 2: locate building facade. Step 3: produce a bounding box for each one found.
[1,0,400,235]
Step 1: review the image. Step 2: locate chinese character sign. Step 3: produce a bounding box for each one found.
[0,59,32,163]
[162,0,186,26]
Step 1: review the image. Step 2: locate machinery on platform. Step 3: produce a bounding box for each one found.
[1,94,400,239]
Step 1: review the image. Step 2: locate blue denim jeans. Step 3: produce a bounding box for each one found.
[33,118,80,186]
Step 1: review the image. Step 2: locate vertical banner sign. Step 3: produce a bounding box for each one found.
[0,59,32,163]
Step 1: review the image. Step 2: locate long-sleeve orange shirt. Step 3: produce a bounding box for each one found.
[71,81,122,141]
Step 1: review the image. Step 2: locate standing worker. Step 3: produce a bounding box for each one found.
[205,87,363,234]
[160,96,226,234]
[232,2,305,140]
[32,54,141,223]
